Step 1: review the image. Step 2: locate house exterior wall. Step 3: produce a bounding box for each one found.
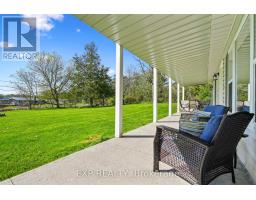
[216,14,256,183]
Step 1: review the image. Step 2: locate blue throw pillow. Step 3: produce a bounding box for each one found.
[203,105,226,117]
[180,120,208,137]
[191,110,211,121]
[199,115,223,142]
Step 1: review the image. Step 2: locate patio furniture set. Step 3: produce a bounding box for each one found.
[180,100,210,112]
[153,105,254,185]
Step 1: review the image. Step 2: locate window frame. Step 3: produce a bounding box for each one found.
[254,59,256,122]
[252,15,256,122]
[235,17,250,113]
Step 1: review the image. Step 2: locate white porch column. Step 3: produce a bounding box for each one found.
[168,77,172,116]
[177,83,180,113]
[115,43,123,138]
[232,46,237,112]
[249,14,255,113]
[182,86,185,101]
[212,80,216,105]
[153,67,158,122]
[248,84,250,102]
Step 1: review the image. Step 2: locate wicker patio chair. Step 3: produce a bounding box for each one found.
[153,112,254,185]
[189,100,198,112]
[180,100,190,112]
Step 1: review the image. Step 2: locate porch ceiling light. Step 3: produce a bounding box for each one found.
[213,72,219,80]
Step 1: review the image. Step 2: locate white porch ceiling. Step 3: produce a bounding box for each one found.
[76,14,241,86]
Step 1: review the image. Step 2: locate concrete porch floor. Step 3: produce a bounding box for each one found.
[0,114,253,185]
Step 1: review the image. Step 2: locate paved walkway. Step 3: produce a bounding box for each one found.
[0,114,252,185]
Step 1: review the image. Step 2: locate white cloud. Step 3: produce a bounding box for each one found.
[76,28,81,33]
[108,68,115,77]
[22,14,64,32]
[0,41,14,48]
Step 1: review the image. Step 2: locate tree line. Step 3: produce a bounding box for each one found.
[11,42,212,109]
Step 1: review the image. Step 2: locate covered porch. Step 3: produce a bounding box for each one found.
[77,14,256,184]
[1,14,255,185]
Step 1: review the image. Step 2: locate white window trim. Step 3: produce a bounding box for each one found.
[253,59,256,125]
[226,15,249,113]
[227,79,233,108]
[227,15,255,114]
[249,15,255,116]
[223,15,255,117]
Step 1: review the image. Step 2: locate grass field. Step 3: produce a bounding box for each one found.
[0,103,176,181]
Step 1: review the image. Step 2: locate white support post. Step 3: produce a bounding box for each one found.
[153,67,158,123]
[168,77,172,116]
[232,46,237,113]
[249,14,255,113]
[182,86,185,101]
[248,84,250,102]
[177,83,180,113]
[213,80,216,105]
[115,43,123,138]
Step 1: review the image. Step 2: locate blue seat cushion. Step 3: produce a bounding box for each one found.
[203,105,226,116]
[199,115,223,142]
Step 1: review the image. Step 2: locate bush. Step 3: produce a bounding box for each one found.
[106,97,115,106]
[124,96,138,104]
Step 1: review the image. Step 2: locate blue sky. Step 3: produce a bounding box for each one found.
[0,14,141,94]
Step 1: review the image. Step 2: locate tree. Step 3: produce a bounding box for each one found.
[12,69,39,109]
[185,84,212,102]
[157,72,168,103]
[123,66,139,104]
[135,58,154,102]
[197,84,212,102]
[72,42,113,106]
[123,58,168,104]
[96,65,114,106]
[28,52,72,108]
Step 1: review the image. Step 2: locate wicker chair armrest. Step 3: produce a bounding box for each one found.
[157,125,211,147]
[154,125,210,184]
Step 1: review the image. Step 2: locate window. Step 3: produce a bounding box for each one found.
[254,15,256,120]
[254,15,256,59]
[255,63,256,121]
[236,18,250,112]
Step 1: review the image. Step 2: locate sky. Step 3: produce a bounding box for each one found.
[0,14,142,94]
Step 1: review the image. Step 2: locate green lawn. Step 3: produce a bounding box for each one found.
[0,103,176,181]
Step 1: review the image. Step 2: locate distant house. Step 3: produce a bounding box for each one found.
[0,97,30,106]
[0,98,10,105]
[9,97,30,106]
